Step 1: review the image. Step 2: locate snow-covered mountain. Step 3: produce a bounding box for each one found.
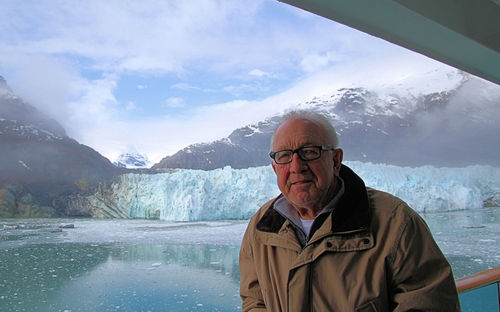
[153,69,500,170]
[113,152,151,169]
[0,76,121,218]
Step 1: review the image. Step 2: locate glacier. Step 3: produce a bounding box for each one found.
[80,162,500,221]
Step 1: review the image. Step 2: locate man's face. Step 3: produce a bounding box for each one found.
[271,118,342,216]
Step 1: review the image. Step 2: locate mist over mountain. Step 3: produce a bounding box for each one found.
[0,77,66,138]
[153,69,500,170]
[0,76,121,217]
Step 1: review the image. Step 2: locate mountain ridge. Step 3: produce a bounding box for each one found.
[152,69,500,170]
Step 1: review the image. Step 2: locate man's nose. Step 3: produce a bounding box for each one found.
[290,152,307,173]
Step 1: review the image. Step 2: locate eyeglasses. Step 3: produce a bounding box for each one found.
[269,145,334,164]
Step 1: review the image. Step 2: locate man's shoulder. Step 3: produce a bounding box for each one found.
[247,197,278,226]
[367,187,405,205]
[366,187,420,221]
[241,197,281,245]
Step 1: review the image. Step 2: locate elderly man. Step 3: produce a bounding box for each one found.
[239,110,460,311]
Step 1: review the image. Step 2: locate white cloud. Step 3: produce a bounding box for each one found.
[64,76,120,136]
[171,83,202,91]
[222,84,252,93]
[248,69,270,78]
[300,52,342,73]
[164,97,185,108]
[0,0,274,75]
[125,101,137,111]
[0,0,379,80]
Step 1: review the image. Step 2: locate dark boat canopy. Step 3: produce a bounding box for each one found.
[279,0,500,85]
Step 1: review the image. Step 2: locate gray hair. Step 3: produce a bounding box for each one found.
[270,110,339,151]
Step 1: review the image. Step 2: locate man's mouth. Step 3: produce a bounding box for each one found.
[291,180,312,186]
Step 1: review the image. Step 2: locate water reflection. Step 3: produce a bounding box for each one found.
[0,243,241,312]
[1,208,499,311]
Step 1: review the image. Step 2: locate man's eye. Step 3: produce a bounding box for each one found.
[302,149,318,156]
[276,152,289,160]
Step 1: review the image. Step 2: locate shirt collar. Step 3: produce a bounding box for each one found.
[274,176,345,230]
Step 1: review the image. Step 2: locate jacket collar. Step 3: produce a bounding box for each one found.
[256,164,371,234]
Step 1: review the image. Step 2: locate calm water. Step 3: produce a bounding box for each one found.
[1,208,499,312]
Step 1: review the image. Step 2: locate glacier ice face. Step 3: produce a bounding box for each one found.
[87,166,279,221]
[82,162,500,221]
[346,162,500,212]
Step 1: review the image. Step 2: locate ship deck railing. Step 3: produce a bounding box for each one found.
[456,267,500,311]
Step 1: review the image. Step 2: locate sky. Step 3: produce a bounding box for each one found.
[0,0,450,164]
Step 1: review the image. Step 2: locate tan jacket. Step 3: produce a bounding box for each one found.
[239,165,460,311]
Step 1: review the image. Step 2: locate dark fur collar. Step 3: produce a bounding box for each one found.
[256,164,371,233]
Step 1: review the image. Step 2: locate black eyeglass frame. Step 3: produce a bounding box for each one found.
[269,145,334,164]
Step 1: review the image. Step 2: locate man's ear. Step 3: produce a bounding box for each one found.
[333,148,343,174]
